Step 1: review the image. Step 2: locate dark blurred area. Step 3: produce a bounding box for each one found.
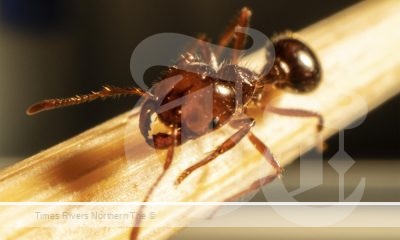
[0,0,398,162]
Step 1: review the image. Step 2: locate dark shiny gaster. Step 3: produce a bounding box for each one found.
[264,37,321,93]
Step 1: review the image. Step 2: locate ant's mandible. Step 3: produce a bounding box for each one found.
[27,7,324,240]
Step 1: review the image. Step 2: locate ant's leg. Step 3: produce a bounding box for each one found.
[247,131,282,174]
[216,7,252,63]
[229,116,281,173]
[207,174,277,219]
[193,34,213,63]
[227,174,278,202]
[215,130,282,201]
[196,35,219,68]
[130,129,177,240]
[178,34,217,68]
[206,173,277,219]
[175,118,255,185]
[218,7,252,48]
[266,106,326,151]
[27,85,151,115]
[207,128,281,218]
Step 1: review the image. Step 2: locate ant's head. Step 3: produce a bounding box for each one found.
[263,35,322,93]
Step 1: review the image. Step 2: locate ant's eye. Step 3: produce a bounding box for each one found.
[269,37,322,93]
[209,117,220,129]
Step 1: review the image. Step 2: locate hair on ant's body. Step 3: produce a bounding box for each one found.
[27,7,324,240]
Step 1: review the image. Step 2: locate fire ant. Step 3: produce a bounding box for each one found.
[27,7,323,240]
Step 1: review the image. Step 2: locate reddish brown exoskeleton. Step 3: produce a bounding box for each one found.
[27,7,323,240]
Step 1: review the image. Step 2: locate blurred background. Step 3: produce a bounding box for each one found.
[0,0,399,239]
